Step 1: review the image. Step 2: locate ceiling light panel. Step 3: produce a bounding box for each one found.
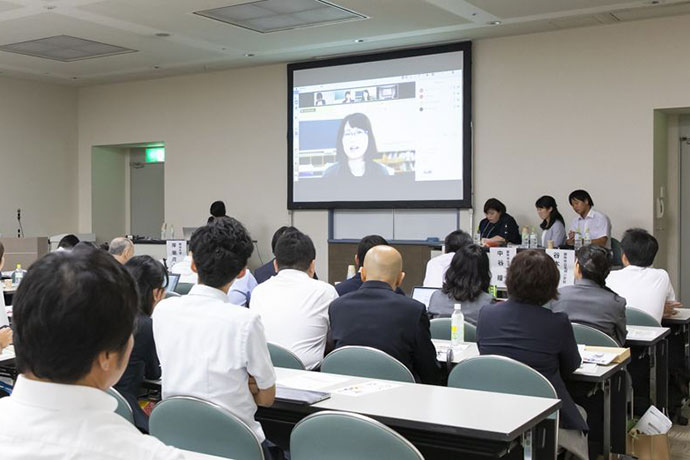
[0,35,136,62]
[194,0,367,33]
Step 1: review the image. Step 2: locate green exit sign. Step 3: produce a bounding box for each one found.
[145,147,165,163]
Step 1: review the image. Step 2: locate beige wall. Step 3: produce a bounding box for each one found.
[0,76,78,239]
[91,146,127,244]
[76,14,690,279]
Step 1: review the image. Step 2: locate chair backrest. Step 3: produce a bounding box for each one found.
[291,410,424,460]
[571,323,619,347]
[430,318,476,342]
[448,355,557,399]
[626,307,661,327]
[267,342,306,370]
[149,396,264,460]
[174,282,194,295]
[321,346,415,383]
[464,322,477,343]
[429,317,451,340]
[107,387,134,425]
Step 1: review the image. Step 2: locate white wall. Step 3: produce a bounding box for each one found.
[76,14,690,279]
[91,146,126,243]
[0,76,78,239]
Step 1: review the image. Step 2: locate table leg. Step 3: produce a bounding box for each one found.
[657,339,669,414]
[649,343,657,407]
[531,416,558,460]
[602,379,611,457]
[610,370,629,454]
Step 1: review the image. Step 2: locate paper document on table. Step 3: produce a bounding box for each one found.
[0,345,15,361]
[333,381,400,397]
[580,350,616,365]
[626,328,657,340]
[577,363,599,374]
[278,373,351,391]
[433,341,469,361]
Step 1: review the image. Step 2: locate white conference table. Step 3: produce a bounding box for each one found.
[182,450,231,459]
[433,339,630,457]
[257,367,561,460]
[625,325,670,413]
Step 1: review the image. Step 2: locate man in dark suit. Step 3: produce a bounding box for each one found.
[329,246,441,384]
[336,235,404,296]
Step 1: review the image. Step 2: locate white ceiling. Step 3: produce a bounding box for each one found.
[0,0,688,86]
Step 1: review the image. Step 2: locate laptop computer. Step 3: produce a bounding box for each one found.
[411,286,439,309]
[166,273,180,293]
[182,227,198,240]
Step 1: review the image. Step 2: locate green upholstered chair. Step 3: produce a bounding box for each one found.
[571,323,619,347]
[429,318,451,340]
[626,307,661,327]
[321,346,415,383]
[290,411,424,460]
[267,342,306,370]
[107,387,135,425]
[149,396,264,460]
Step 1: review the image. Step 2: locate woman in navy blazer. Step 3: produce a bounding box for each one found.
[477,250,588,458]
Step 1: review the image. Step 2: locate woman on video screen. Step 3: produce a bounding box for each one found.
[322,113,392,179]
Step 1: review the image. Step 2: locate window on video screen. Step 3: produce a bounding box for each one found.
[289,47,468,206]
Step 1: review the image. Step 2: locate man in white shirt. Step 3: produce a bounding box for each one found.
[0,245,183,460]
[566,189,611,248]
[250,229,338,369]
[170,249,258,306]
[606,228,680,323]
[423,230,473,287]
[153,217,277,454]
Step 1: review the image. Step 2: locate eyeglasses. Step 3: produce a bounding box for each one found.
[342,128,368,138]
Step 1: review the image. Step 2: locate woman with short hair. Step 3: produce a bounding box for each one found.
[478,198,521,245]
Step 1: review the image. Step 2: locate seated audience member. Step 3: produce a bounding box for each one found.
[535,195,567,247]
[428,244,494,323]
[337,234,404,296]
[422,230,473,287]
[478,198,521,245]
[152,218,276,455]
[254,226,290,284]
[250,230,337,369]
[329,246,441,384]
[551,245,627,345]
[169,246,258,307]
[109,237,134,265]
[477,250,588,459]
[606,228,680,323]
[207,200,228,223]
[170,249,197,284]
[56,234,79,251]
[566,189,611,247]
[0,242,10,328]
[115,256,166,433]
[0,246,183,459]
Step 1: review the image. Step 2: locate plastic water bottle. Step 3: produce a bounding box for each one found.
[529,227,538,248]
[451,304,464,347]
[168,224,175,240]
[473,226,481,245]
[521,227,529,248]
[574,231,583,250]
[160,222,167,240]
[11,264,26,287]
[584,228,591,246]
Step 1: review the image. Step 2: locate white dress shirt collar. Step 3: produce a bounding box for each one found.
[188,284,231,303]
[275,268,311,281]
[11,375,116,412]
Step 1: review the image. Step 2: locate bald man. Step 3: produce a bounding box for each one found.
[328,246,441,384]
[109,237,134,265]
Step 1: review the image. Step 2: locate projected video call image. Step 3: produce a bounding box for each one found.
[289,45,470,206]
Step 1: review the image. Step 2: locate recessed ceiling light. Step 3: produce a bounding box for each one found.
[72,77,78,80]
[155,32,171,37]
[244,53,255,57]
[354,39,364,43]
[44,5,56,10]
[153,65,160,69]
[488,20,502,25]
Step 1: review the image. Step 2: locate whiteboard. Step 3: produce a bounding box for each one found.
[332,209,459,241]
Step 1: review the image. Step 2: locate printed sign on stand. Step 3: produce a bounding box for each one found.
[546,249,575,286]
[166,240,187,267]
[489,247,517,289]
